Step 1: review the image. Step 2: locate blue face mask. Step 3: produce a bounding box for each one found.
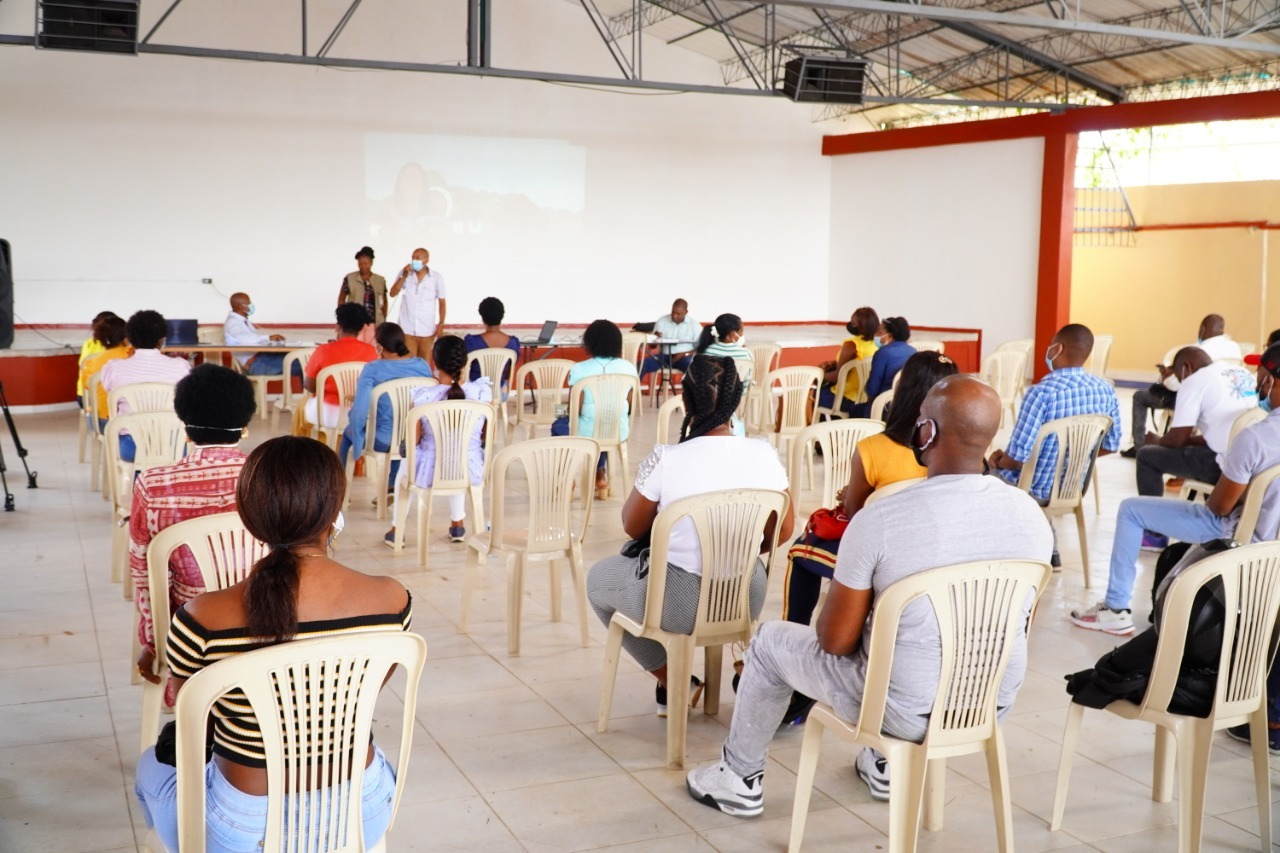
[411,259,425,272]
[1044,344,1062,374]
[874,336,886,349]
[1261,376,1275,412]
[246,303,256,317]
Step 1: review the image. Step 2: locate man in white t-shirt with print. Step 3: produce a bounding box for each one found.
[389,247,445,362]
[685,376,1053,816]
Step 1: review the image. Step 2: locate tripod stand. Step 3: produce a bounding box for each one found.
[0,381,37,511]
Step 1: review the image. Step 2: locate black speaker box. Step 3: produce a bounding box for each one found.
[781,57,867,105]
[37,0,138,54]
[0,240,13,350]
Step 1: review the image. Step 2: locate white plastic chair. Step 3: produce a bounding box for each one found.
[106,381,177,417]
[392,400,493,566]
[656,396,686,446]
[1229,463,1280,543]
[912,339,945,354]
[305,361,365,449]
[147,632,426,853]
[759,366,823,455]
[511,358,573,442]
[465,347,518,443]
[1238,341,1257,357]
[870,389,894,422]
[104,412,186,592]
[789,559,1052,853]
[269,347,314,433]
[814,358,871,422]
[229,354,280,422]
[862,476,926,506]
[996,337,1036,387]
[788,418,884,514]
[568,373,640,499]
[982,350,1028,429]
[1180,408,1268,504]
[140,512,268,754]
[460,436,598,656]
[87,372,107,491]
[597,488,789,769]
[1016,414,1112,588]
[1088,333,1114,380]
[621,331,650,373]
[743,342,782,432]
[345,377,437,519]
[1051,541,1280,853]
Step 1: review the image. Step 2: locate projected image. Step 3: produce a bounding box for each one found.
[364,134,586,301]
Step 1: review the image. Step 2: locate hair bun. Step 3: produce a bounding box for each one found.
[356,246,375,260]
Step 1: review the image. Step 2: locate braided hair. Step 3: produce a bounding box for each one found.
[432,334,469,400]
[678,355,743,442]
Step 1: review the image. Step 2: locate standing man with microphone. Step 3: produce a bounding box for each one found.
[390,247,446,363]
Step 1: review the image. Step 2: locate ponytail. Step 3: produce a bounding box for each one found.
[695,313,742,355]
[245,547,300,642]
[432,334,469,400]
[695,324,716,354]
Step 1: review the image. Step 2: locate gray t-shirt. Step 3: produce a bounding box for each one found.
[833,475,1054,731]
[1221,408,1280,541]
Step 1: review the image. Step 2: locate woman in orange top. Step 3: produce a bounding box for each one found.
[79,316,131,420]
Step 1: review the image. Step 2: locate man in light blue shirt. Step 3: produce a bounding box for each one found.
[641,298,699,379]
[223,292,297,376]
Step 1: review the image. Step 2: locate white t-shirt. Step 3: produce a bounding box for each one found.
[634,436,788,574]
[1171,362,1256,460]
[1198,334,1243,363]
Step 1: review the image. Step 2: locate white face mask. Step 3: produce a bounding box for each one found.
[1163,374,1181,392]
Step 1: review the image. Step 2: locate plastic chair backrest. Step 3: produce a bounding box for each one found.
[1229,407,1268,447]
[995,338,1033,355]
[1016,414,1112,512]
[568,373,641,444]
[746,343,782,381]
[641,489,789,646]
[107,381,175,416]
[1088,334,1114,378]
[87,371,105,425]
[406,400,493,492]
[1231,463,1280,543]
[278,348,314,410]
[656,396,686,445]
[512,359,574,427]
[104,411,186,504]
[856,560,1051,751]
[1162,345,1181,368]
[172,632,427,853]
[621,332,650,371]
[1140,541,1280,721]
[789,418,885,509]
[1238,341,1258,357]
[862,476,926,507]
[465,347,517,394]
[912,339,945,354]
[315,361,365,411]
[764,366,823,434]
[816,359,865,418]
[870,390,893,422]
[488,436,597,555]
[364,377,438,458]
[982,350,1027,405]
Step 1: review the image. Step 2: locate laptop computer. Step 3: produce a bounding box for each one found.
[164,319,199,346]
[519,321,558,346]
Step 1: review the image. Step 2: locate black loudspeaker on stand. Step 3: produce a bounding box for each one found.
[0,239,13,350]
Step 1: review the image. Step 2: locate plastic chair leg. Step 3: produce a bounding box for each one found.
[1092,465,1103,514]
[1153,725,1175,803]
[506,553,525,657]
[703,644,722,717]
[787,709,825,853]
[1050,701,1085,830]
[469,485,485,537]
[1175,719,1214,853]
[459,546,483,634]
[77,409,88,463]
[391,482,410,553]
[924,758,945,832]
[569,544,589,648]
[1075,507,1091,589]
[985,730,1014,853]
[597,620,626,732]
[139,680,161,755]
[1249,710,1273,851]
[417,489,433,568]
[885,743,928,853]
[618,444,630,497]
[548,558,563,624]
[665,638,693,770]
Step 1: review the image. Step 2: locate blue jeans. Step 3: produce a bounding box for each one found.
[1104,496,1235,611]
[551,416,607,469]
[135,745,397,853]
[816,384,854,417]
[640,352,693,378]
[99,418,135,462]
[244,354,303,376]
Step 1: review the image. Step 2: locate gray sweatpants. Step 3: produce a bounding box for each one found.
[721,620,928,778]
[587,552,768,672]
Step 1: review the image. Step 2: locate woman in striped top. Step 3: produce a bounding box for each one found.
[695,314,754,436]
[136,436,412,853]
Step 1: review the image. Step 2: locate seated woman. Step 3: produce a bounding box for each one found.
[135,435,411,853]
[80,315,130,420]
[131,364,257,705]
[339,322,433,494]
[302,303,377,430]
[817,306,879,417]
[463,296,520,391]
[587,354,795,715]
[78,310,118,407]
[551,319,639,499]
[693,313,753,436]
[857,315,916,417]
[386,335,492,546]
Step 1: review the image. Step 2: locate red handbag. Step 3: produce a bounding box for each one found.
[807,506,850,540]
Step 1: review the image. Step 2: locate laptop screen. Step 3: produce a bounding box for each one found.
[537,321,557,342]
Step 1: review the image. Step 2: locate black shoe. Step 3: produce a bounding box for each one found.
[1226,723,1280,754]
[1050,551,1062,569]
[1120,446,1138,459]
[781,691,816,726]
[656,676,704,717]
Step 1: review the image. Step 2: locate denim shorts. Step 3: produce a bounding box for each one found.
[136,745,397,852]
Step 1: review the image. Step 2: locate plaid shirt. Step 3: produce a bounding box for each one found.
[997,367,1122,501]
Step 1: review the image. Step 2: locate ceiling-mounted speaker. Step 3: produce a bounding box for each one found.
[37,0,139,54]
[781,57,867,105]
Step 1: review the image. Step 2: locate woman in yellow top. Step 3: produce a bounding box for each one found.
[77,311,118,404]
[817,306,880,417]
[79,316,131,419]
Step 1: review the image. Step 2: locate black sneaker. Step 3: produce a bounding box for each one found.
[1225,723,1280,754]
[781,691,816,726]
[656,676,704,717]
[1120,446,1138,459]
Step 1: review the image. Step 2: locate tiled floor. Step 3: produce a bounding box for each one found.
[2,387,1278,852]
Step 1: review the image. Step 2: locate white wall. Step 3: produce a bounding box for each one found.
[827,137,1044,358]
[0,0,832,327]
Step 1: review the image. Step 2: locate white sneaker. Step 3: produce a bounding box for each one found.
[1070,601,1135,635]
[686,754,764,817]
[856,748,890,801]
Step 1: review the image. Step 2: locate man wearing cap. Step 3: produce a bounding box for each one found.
[339,246,387,325]
[1071,343,1280,638]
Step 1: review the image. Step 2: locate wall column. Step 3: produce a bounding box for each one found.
[1034,131,1078,379]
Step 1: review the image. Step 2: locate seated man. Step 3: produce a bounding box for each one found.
[222,292,299,377]
[1072,344,1280,641]
[988,324,1121,562]
[1125,313,1243,456]
[685,376,1052,814]
[101,310,192,462]
[1131,346,1255,549]
[303,303,377,428]
[130,365,255,704]
[640,298,699,379]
